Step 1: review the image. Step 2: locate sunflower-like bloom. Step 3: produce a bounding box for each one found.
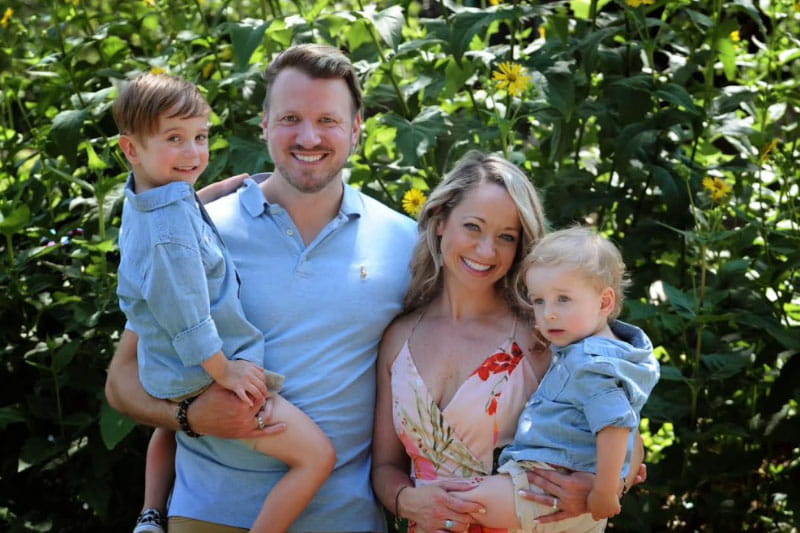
[1,7,13,27]
[702,176,732,202]
[402,189,427,217]
[492,62,531,97]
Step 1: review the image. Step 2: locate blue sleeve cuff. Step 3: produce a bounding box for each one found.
[171,317,224,367]
[584,388,638,434]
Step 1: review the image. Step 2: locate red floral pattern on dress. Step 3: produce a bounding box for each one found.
[471,342,524,381]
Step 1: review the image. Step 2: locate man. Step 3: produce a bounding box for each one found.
[105,44,419,532]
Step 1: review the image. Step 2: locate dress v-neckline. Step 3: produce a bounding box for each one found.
[401,335,517,414]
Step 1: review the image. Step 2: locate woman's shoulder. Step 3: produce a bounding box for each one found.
[379,310,422,368]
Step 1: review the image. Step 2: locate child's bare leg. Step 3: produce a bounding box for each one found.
[456,475,520,529]
[143,427,176,513]
[248,394,336,533]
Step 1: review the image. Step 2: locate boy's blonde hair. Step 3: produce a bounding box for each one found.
[112,73,210,138]
[515,225,630,320]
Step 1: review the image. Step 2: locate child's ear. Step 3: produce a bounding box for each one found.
[599,287,616,317]
[118,135,140,165]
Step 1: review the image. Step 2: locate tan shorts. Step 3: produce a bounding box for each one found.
[168,516,247,533]
[497,460,607,533]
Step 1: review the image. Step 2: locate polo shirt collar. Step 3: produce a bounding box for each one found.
[239,172,363,220]
[124,172,194,212]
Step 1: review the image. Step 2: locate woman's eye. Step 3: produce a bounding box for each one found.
[464,223,480,231]
[499,233,516,243]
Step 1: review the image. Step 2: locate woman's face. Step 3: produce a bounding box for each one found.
[436,181,522,292]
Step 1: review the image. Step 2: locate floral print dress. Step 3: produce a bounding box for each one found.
[391,320,539,533]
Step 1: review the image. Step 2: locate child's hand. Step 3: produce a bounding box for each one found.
[587,486,621,520]
[217,360,268,407]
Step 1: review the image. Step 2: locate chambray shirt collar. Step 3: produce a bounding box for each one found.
[552,319,652,358]
[124,172,195,212]
[238,172,363,220]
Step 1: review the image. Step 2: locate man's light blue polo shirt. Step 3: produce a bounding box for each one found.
[117,175,264,399]
[169,175,418,531]
[500,320,660,477]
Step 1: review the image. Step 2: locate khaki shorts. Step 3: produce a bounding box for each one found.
[498,459,607,533]
[168,516,247,533]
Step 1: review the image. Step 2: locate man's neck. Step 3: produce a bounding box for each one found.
[260,174,345,245]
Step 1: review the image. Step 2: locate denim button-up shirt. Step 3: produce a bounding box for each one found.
[500,320,660,476]
[117,174,263,399]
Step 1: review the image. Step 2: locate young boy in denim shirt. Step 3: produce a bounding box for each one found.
[455,226,659,532]
[114,73,335,533]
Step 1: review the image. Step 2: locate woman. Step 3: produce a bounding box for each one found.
[372,151,600,532]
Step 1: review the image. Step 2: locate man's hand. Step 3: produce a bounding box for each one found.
[188,383,285,440]
[196,173,249,204]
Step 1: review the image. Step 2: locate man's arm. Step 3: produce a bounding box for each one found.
[105,329,180,429]
[105,329,284,439]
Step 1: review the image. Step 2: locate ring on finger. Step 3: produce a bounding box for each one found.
[444,519,455,529]
[552,497,559,510]
[256,414,266,430]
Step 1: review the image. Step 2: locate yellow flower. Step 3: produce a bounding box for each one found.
[489,0,501,5]
[492,62,531,97]
[1,7,12,28]
[402,189,427,217]
[150,66,167,75]
[538,26,546,40]
[702,177,732,202]
[730,30,740,42]
[759,138,779,163]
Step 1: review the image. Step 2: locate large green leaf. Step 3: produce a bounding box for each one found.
[99,401,136,450]
[363,4,404,51]
[229,20,271,71]
[663,282,697,318]
[701,352,752,380]
[383,107,448,165]
[0,406,26,430]
[51,109,87,165]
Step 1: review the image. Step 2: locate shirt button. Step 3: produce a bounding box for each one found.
[286,229,294,236]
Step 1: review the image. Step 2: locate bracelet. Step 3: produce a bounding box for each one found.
[177,396,201,438]
[394,485,410,518]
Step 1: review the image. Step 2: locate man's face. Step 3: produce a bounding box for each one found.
[262,67,360,195]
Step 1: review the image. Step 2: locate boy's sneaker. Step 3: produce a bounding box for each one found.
[133,508,166,533]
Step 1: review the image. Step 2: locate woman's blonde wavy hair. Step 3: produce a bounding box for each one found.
[403,151,547,315]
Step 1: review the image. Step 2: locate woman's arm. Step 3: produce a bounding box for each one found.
[371,318,483,533]
[104,329,282,439]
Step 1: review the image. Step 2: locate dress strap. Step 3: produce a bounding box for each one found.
[509,315,519,340]
[407,309,427,344]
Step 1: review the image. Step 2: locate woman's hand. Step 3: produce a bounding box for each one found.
[400,482,484,533]
[196,173,249,204]
[520,468,594,523]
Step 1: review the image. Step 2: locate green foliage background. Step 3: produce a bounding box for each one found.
[1,0,798,531]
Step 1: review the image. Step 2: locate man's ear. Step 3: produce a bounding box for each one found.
[118,135,139,165]
[261,112,269,142]
[600,287,616,317]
